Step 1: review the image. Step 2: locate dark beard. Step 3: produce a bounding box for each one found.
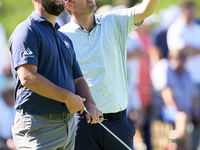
[41,0,64,16]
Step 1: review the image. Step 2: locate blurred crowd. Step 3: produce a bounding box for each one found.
[1,0,200,150]
[125,1,200,150]
[0,2,16,150]
[0,17,16,150]
[124,1,200,150]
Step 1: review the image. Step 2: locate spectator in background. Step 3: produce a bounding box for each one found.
[126,31,143,116]
[151,48,199,150]
[167,1,200,101]
[0,77,16,150]
[167,1,200,149]
[0,3,15,149]
[129,14,157,150]
[150,5,180,66]
[0,21,10,94]
[126,31,146,150]
[136,14,157,111]
[148,7,180,149]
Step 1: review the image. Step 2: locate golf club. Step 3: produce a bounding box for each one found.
[84,107,132,150]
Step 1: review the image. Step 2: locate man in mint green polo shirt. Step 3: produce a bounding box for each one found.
[60,0,160,149]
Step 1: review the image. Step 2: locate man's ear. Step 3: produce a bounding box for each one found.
[34,0,41,4]
[65,1,74,10]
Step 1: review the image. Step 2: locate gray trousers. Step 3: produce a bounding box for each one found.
[12,110,75,150]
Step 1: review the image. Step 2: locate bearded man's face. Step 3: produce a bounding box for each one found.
[41,0,64,16]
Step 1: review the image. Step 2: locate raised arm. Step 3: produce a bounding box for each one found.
[134,0,160,24]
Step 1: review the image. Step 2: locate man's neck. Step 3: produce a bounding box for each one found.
[72,13,95,32]
[35,9,57,27]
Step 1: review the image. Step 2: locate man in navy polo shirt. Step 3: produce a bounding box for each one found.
[9,0,103,149]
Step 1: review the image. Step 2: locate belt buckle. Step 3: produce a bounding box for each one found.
[61,113,71,120]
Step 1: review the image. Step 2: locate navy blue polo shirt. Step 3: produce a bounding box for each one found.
[9,12,83,114]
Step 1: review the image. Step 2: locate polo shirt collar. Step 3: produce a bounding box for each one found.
[30,11,60,29]
[94,14,101,25]
[70,13,101,30]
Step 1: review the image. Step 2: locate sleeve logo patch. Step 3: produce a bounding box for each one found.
[23,48,34,58]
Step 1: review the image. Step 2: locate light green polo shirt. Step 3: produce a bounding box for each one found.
[59,7,140,113]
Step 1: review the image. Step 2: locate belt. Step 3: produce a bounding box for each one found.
[103,109,126,121]
[17,109,71,120]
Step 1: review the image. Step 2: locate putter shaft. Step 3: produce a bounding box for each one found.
[84,107,132,150]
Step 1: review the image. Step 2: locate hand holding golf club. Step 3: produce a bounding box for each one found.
[84,105,104,124]
[84,107,133,150]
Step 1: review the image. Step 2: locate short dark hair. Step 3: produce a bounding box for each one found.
[180,1,195,9]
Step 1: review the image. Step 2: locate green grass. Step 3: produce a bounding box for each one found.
[0,0,33,39]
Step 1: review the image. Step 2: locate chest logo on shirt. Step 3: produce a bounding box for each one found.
[23,47,34,58]
[64,41,70,49]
